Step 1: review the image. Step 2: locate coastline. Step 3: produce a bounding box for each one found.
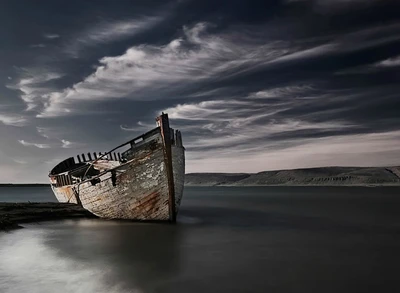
[0,202,96,231]
[0,184,48,187]
[185,166,400,186]
[185,183,400,187]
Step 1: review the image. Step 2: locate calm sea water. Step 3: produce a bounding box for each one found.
[1,186,400,293]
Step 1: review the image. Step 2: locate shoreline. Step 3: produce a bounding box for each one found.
[185,183,400,187]
[0,202,96,231]
[0,184,48,187]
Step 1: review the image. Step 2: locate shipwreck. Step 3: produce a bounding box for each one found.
[48,113,185,222]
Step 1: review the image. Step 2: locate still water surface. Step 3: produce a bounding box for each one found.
[0,186,400,293]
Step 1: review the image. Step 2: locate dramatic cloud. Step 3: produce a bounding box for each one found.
[1,0,400,181]
[39,22,292,117]
[34,20,400,118]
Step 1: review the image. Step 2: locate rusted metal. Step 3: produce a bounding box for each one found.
[48,113,185,222]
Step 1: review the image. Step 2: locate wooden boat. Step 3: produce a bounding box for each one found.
[48,113,185,222]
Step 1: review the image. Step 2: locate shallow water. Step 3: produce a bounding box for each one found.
[1,186,400,293]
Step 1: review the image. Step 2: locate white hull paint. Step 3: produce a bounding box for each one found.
[49,114,185,222]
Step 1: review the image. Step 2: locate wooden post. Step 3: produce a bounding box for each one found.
[156,113,176,223]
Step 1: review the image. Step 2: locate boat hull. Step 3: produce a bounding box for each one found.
[49,114,185,221]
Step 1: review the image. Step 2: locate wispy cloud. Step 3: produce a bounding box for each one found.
[36,127,50,139]
[12,158,27,164]
[248,85,315,99]
[35,127,81,148]
[43,33,60,39]
[375,55,400,67]
[18,140,51,149]
[61,139,71,148]
[29,44,46,48]
[186,130,400,173]
[37,23,293,117]
[335,53,400,75]
[0,113,27,126]
[119,121,153,132]
[161,93,355,153]
[60,139,80,149]
[8,71,63,111]
[1,0,400,181]
[65,16,163,58]
[285,0,380,13]
[35,21,400,118]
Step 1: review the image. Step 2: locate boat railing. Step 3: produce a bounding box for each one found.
[77,127,184,187]
[52,121,182,188]
[76,152,122,164]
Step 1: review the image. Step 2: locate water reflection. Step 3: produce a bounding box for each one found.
[42,220,183,292]
[1,187,400,293]
[0,226,136,293]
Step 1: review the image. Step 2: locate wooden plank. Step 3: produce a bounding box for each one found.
[157,113,176,222]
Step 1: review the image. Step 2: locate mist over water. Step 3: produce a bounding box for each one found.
[1,186,400,293]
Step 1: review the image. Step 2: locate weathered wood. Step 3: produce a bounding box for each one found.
[172,145,185,214]
[49,113,185,222]
[157,113,176,222]
[78,133,170,220]
[50,137,185,220]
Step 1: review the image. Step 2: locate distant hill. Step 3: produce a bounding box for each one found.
[185,167,400,186]
[2,167,400,187]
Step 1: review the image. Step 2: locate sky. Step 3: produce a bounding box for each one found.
[0,0,400,183]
